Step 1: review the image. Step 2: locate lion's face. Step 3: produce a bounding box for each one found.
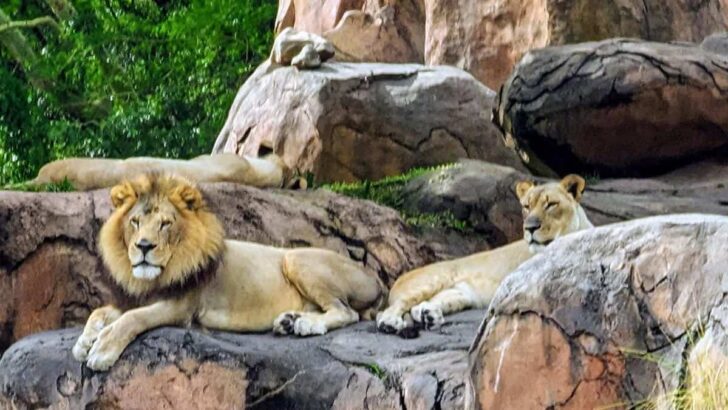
[516,175,587,253]
[100,174,225,296]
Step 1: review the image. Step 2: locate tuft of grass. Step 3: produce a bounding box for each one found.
[362,362,387,380]
[321,164,471,231]
[2,178,75,192]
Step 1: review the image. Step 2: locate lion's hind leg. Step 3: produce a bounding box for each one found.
[72,305,122,362]
[274,249,379,336]
[411,282,482,330]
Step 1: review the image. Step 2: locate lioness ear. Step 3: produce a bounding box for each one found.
[560,174,586,201]
[515,180,534,200]
[110,182,137,208]
[172,184,204,211]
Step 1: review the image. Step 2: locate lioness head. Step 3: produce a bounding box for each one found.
[515,175,592,253]
[100,174,225,297]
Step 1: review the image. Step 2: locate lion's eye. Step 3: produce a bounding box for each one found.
[130,218,139,229]
[160,220,172,230]
[546,202,558,209]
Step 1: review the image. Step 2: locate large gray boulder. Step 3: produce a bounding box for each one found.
[468,214,728,409]
[213,61,526,183]
[0,310,482,409]
[495,38,728,177]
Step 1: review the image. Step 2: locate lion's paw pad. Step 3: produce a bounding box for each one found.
[273,312,301,335]
[376,311,406,334]
[411,302,444,330]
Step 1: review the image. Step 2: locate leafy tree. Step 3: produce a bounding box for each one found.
[0,0,275,185]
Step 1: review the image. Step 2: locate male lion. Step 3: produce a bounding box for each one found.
[377,175,594,335]
[73,173,386,371]
[30,153,305,191]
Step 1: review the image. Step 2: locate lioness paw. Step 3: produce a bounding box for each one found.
[273,312,301,335]
[376,311,406,334]
[411,302,444,330]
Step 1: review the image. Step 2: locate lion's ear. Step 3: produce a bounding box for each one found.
[560,174,586,201]
[515,180,534,200]
[171,184,204,211]
[110,182,137,208]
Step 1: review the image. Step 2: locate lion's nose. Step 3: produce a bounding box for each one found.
[135,239,157,255]
[524,217,542,234]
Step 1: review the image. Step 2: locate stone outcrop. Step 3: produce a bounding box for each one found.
[468,214,728,409]
[0,310,482,409]
[274,1,728,88]
[274,0,425,64]
[0,184,489,353]
[495,39,728,177]
[213,61,525,183]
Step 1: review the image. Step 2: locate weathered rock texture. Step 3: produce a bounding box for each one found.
[0,184,490,353]
[274,1,728,88]
[213,61,525,183]
[425,0,728,88]
[0,310,482,409]
[468,214,728,409]
[275,0,425,64]
[496,38,728,177]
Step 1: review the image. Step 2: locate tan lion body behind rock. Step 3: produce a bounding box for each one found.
[377,175,594,334]
[32,153,299,190]
[72,173,384,371]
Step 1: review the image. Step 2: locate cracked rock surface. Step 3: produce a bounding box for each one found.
[0,310,481,409]
[0,184,486,354]
[496,38,728,177]
[468,214,728,409]
[212,61,526,183]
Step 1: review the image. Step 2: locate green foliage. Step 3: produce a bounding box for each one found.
[322,165,472,231]
[3,177,75,192]
[0,0,276,185]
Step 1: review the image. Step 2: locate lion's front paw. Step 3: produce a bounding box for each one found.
[72,334,95,362]
[273,312,301,335]
[376,310,406,334]
[411,302,444,330]
[292,316,327,337]
[85,327,124,371]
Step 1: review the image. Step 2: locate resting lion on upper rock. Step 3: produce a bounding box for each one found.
[377,175,594,335]
[30,153,305,191]
[73,173,386,371]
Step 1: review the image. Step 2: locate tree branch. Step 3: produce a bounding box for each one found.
[0,16,60,34]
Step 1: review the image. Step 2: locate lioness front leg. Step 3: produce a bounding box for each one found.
[411,283,481,330]
[72,305,122,362]
[85,298,193,371]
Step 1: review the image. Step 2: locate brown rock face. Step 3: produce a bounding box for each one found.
[0,310,483,409]
[275,0,425,63]
[468,214,728,409]
[426,0,728,88]
[213,61,525,183]
[495,38,728,177]
[0,184,483,352]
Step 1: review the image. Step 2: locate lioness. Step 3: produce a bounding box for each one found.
[30,153,305,190]
[73,173,386,371]
[377,175,594,335]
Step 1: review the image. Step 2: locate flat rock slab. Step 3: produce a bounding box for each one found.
[0,184,489,354]
[468,214,728,409]
[496,38,728,177]
[0,310,482,409]
[213,61,526,183]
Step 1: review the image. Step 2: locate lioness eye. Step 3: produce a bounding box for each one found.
[547,202,558,209]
